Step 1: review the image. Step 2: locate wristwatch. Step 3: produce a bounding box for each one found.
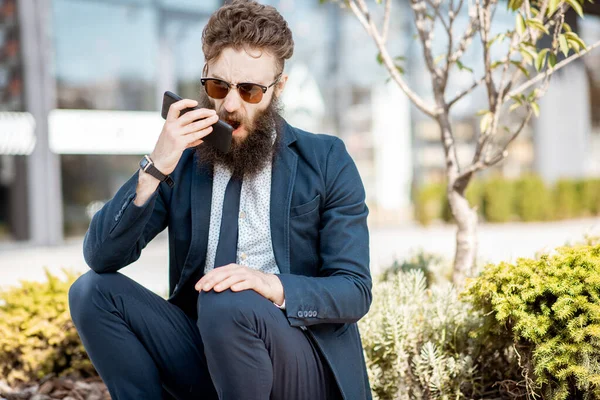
[139,155,174,188]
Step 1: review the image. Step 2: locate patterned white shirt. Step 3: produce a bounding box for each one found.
[203,161,280,276]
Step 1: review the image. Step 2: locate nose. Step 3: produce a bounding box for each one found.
[223,87,243,114]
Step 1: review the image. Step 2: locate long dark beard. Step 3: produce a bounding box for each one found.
[194,90,283,178]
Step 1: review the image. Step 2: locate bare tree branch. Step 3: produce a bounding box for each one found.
[447,76,486,108]
[449,11,479,63]
[506,39,600,100]
[382,0,392,43]
[347,0,439,117]
[409,0,442,79]
[476,0,499,109]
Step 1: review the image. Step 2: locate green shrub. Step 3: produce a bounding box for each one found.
[482,176,515,222]
[514,174,553,221]
[0,269,96,386]
[553,179,581,219]
[466,245,600,400]
[414,183,445,225]
[379,250,451,286]
[361,269,520,399]
[580,179,600,216]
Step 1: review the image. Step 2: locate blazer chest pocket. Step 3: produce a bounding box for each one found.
[290,194,321,218]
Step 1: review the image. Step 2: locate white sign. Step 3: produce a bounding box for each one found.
[0,112,37,155]
[49,109,164,154]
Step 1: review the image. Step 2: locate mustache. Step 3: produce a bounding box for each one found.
[218,111,243,130]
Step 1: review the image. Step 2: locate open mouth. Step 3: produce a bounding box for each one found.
[226,120,241,130]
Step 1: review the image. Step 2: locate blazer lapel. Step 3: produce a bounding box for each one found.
[176,154,213,293]
[270,121,297,274]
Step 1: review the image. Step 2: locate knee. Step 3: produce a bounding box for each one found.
[68,270,120,326]
[196,289,269,334]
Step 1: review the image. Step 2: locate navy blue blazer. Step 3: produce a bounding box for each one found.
[83,119,373,399]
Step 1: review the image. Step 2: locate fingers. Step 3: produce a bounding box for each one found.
[167,99,198,122]
[185,138,205,149]
[196,264,239,291]
[181,114,218,135]
[214,275,249,292]
[179,108,217,127]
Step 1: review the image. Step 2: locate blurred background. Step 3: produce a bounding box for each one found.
[1,0,600,293]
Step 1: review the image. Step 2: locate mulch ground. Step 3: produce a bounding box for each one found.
[0,375,110,400]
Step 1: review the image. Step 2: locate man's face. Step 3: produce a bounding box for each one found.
[205,47,288,143]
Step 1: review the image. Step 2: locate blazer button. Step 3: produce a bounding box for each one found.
[309,311,315,317]
[297,311,303,318]
[303,311,309,318]
[313,311,318,317]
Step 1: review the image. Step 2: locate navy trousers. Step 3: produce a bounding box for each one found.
[68,271,339,400]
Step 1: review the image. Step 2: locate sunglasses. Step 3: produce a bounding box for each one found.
[200,74,282,104]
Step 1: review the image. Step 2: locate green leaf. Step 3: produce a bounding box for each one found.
[559,34,570,57]
[508,0,525,11]
[476,109,490,116]
[565,32,587,51]
[395,65,405,75]
[565,0,584,17]
[563,22,573,32]
[491,60,504,69]
[548,53,557,68]
[487,33,507,49]
[456,60,474,73]
[511,60,531,77]
[509,102,522,112]
[549,0,561,15]
[516,13,526,36]
[527,88,540,101]
[480,112,493,133]
[531,102,540,117]
[520,49,534,65]
[376,52,384,65]
[535,49,549,71]
[526,19,550,35]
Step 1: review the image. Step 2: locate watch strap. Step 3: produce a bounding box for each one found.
[140,155,174,188]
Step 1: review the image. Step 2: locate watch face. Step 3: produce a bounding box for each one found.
[140,157,150,169]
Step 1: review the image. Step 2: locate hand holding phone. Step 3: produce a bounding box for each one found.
[161,91,233,154]
[148,93,228,177]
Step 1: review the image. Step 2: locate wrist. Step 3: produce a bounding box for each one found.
[267,274,285,305]
[140,155,174,188]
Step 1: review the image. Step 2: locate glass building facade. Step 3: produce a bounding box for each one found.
[2,0,600,245]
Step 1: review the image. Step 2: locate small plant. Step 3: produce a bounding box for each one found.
[466,244,600,399]
[0,269,96,387]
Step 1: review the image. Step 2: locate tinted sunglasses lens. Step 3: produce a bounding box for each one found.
[238,83,264,104]
[204,80,229,99]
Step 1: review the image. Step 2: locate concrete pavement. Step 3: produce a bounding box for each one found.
[1,218,599,295]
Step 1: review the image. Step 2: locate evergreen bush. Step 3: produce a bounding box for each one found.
[553,179,581,219]
[360,269,520,399]
[580,179,600,216]
[466,244,600,400]
[414,183,445,225]
[514,174,553,221]
[0,269,96,387]
[379,250,450,286]
[482,176,515,222]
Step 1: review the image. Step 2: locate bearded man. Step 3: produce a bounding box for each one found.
[69,1,372,399]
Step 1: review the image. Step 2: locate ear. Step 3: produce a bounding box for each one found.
[274,74,288,97]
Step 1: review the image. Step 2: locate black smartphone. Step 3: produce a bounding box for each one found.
[161,91,233,154]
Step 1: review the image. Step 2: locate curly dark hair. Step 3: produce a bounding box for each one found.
[202,0,294,74]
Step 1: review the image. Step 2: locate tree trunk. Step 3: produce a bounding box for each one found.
[435,112,478,287]
[448,187,478,287]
